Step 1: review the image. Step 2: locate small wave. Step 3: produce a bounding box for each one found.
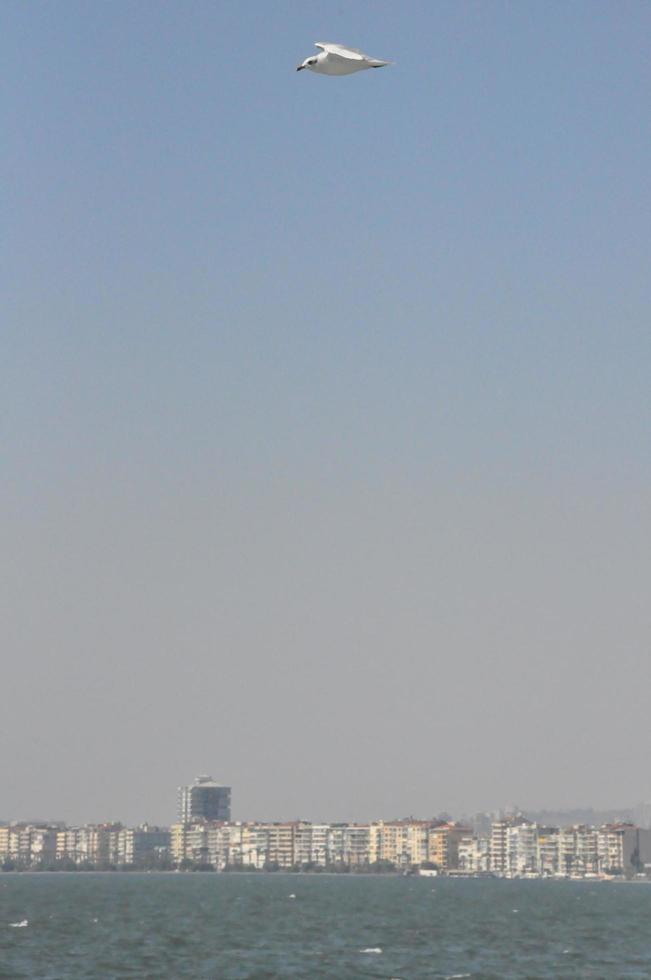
[9,920,28,928]
[288,894,296,899]
[360,947,383,954]
[444,974,471,979]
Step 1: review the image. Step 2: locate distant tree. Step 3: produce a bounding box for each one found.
[368,860,397,873]
[139,851,173,872]
[327,862,350,874]
[55,857,77,872]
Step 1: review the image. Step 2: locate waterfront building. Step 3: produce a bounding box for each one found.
[223,822,267,869]
[458,834,490,873]
[117,825,170,866]
[490,820,509,873]
[370,820,432,868]
[260,822,297,868]
[316,823,336,868]
[239,822,269,868]
[428,823,472,871]
[596,824,651,875]
[169,823,186,865]
[0,824,58,868]
[28,826,58,865]
[342,824,371,867]
[405,822,430,866]
[85,825,122,867]
[326,824,347,866]
[0,825,10,862]
[178,776,231,824]
[9,826,33,864]
[294,822,330,866]
[370,821,407,867]
[557,825,578,875]
[574,826,599,875]
[173,821,212,866]
[56,828,79,863]
[537,827,559,876]
[506,822,538,875]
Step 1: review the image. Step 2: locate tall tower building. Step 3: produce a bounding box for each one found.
[178,776,231,824]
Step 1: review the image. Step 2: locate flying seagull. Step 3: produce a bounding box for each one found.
[296,42,391,76]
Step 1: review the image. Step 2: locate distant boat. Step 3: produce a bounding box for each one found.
[418,868,438,877]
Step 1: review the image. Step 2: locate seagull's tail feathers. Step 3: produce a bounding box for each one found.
[369,58,392,68]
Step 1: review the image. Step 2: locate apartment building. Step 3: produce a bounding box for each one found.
[458,834,490,873]
[428,823,472,871]
[506,823,538,875]
[596,824,651,874]
[490,820,509,873]
[537,827,559,876]
[369,820,431,867]
[117,825,170,865]
[0,826,9,861]
[342,824,371,867]
[0,824,58,867]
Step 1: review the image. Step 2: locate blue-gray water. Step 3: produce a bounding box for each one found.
[2,873,651,979]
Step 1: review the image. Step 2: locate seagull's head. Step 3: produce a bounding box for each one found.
[296,56,318,72]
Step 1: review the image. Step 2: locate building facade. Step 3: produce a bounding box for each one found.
[178,776,231,824]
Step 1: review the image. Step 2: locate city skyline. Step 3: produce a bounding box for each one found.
[3,776,651,877]
[3,811,651,880]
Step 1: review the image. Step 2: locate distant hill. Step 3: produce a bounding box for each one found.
[465,806,642,834]
[522,807,635,828]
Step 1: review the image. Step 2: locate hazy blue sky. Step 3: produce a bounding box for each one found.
[3,0,650,826]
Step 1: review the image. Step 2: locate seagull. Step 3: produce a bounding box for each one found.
[296,42,391,76]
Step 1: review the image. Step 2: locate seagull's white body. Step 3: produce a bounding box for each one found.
[297,42,391,76]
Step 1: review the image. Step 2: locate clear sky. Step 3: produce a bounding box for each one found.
[3,0,650,826]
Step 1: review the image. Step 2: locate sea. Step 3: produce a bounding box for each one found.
[2,872,651,979]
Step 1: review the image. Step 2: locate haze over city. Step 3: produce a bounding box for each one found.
[4,1,650,827]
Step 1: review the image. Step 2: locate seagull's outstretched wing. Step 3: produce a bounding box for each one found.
[315,42,366,61]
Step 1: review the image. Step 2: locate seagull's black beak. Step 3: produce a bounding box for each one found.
[296,65,305,71]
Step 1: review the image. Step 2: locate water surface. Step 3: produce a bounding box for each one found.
[2,873,650,978]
